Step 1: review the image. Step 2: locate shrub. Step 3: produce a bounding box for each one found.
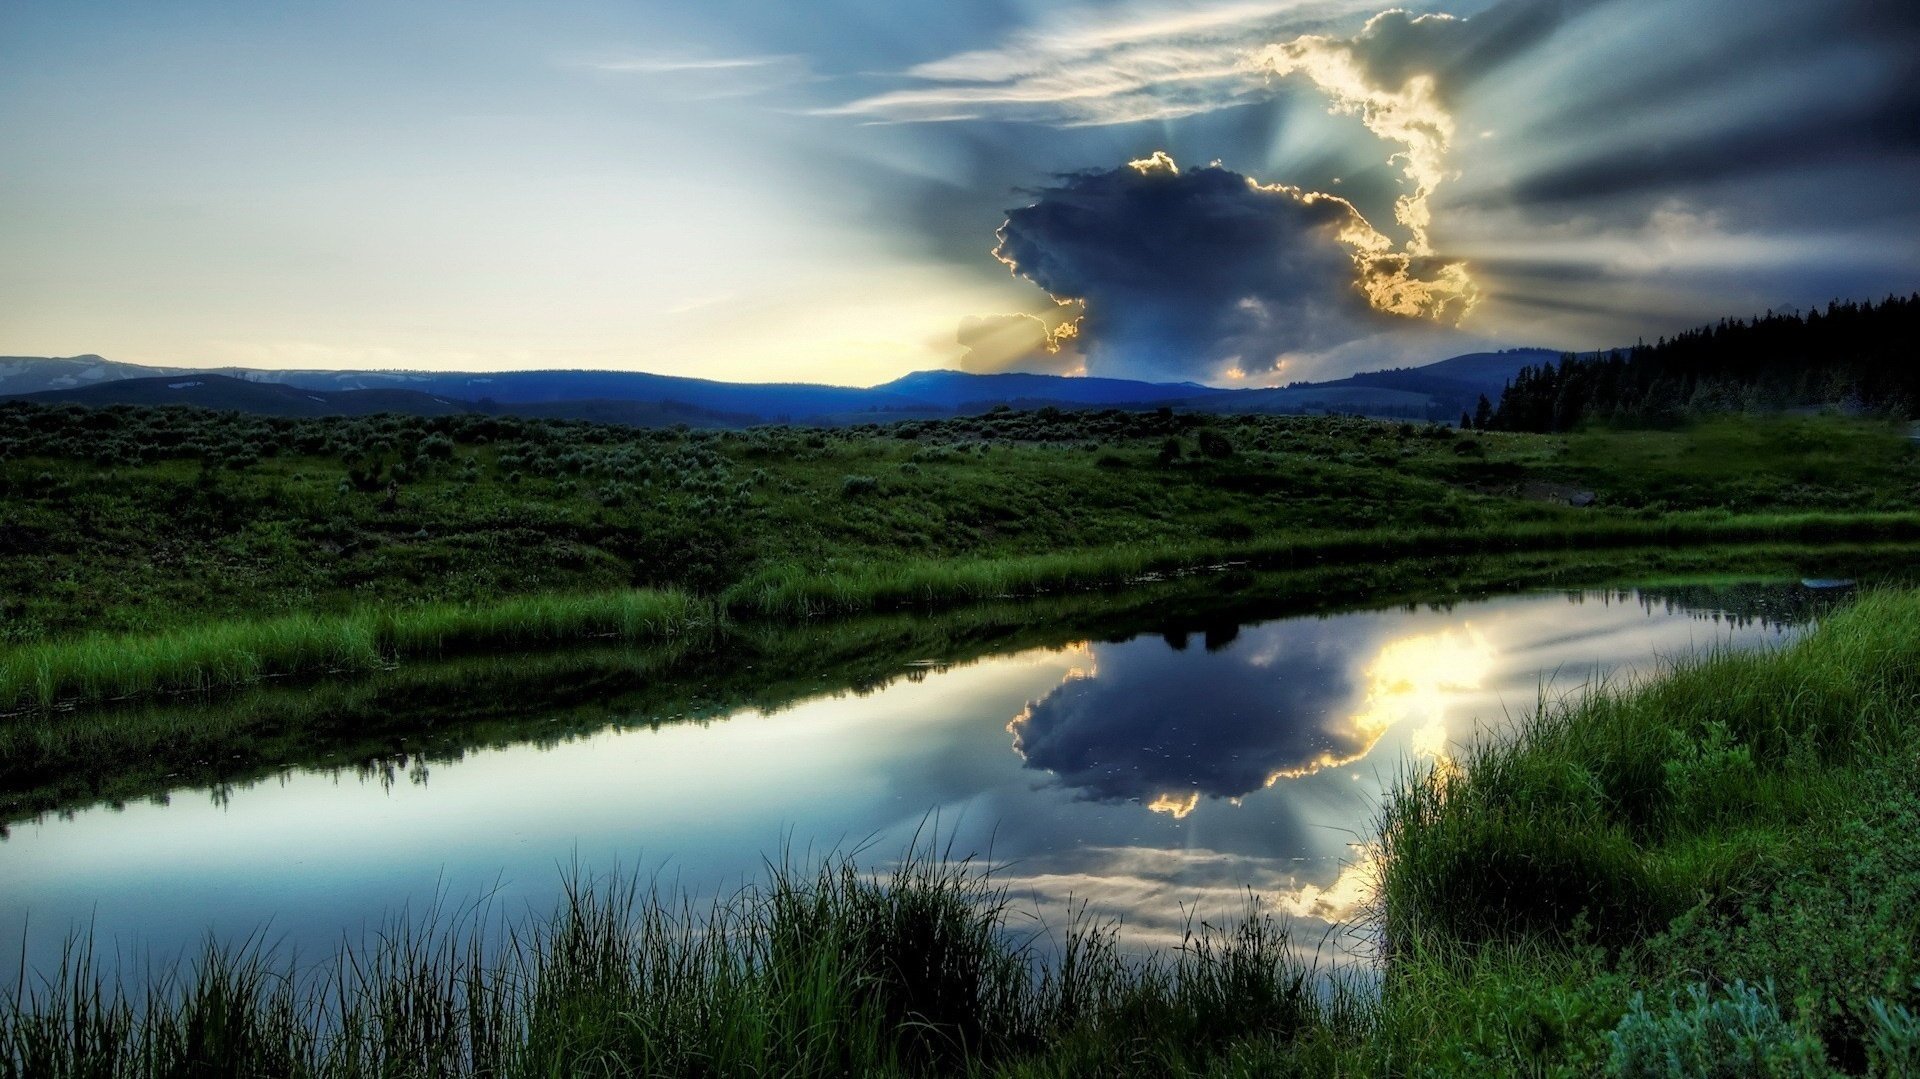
[1867,999,1920,1075]
[1605,981,1825,1078]
[839,474,880,498]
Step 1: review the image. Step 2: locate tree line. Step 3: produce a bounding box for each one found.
[1478,293,1920,432]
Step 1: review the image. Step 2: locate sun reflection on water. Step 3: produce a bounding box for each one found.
[1266,624,1495,785]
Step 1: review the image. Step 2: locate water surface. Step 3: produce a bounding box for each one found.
[0,583,1830,972]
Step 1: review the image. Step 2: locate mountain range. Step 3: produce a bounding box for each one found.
[0,349,1563,427]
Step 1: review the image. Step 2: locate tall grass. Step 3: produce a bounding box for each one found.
[9,511,1919,709]
[0,849,1346,1078]
[724,511,1920,619]
[0,589,705,711]
[1378,587,1920,954]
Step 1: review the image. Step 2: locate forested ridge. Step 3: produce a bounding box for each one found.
[1488,294,1920,431]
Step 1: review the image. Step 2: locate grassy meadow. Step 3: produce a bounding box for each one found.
[7,588,1920,1076]
[3,401,1917,707]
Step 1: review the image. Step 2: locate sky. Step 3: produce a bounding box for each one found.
[2,0,1917,386]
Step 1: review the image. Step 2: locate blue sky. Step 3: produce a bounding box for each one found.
[3,0,1916,385]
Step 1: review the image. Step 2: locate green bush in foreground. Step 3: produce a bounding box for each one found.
[1606,982,1825,1078]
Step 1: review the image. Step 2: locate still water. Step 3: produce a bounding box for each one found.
[0,584,1829,972]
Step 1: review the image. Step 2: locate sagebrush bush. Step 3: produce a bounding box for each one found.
[1605,982,1826,1079]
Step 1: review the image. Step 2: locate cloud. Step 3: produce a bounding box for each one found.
[851,0,1918,366]
[821,1,1382,126]
[572,51,811,99]
[588,55,798,74]
[1255,11,1469,254]
[1007,618,1493,814]
[1007,622,1366,808]
[956,312,1086,374]
[992,843,1379,949]
[1472,0,1920,206]
[991,152,1473,379]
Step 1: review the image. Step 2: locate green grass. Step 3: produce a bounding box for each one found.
[1558,415,1918,511]
[0,848,1356,1078]
[3,402,1915,705]
[0,589,704,709]
[6,403,1920,1071]
[4,405,1914,643]
[1380,589,1920,950]
[1367,587,1920,1073]
[7,505,1915,711]
[722,512,1920,619]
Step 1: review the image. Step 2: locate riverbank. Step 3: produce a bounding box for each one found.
[718,511,1920,618]
[1367,585,1920,1074]
[1,539,1909,825]
[7,515,1920,712]
[6,588,1918,1074]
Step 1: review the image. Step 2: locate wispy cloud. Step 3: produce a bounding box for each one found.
[569,50,812,99]
[821,0,1383,126]
[992,843,1381,951]
[1256,12,1461,255]
[583,53,800,75]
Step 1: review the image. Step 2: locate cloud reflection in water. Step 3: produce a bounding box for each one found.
[1008,617,1495,815]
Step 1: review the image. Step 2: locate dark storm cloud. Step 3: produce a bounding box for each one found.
[1009,623,1373,807]
[809,0,1920,369]
[1258,0,1920,209]
[1473,0,1919,211]
[1511,92,1920,206]
[992,155,1470,379]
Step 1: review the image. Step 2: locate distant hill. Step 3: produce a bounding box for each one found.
[11,374,764,427]
[17,374,479,418]
[0,354,194,395]
[1171,349,1560,422]
[0,360,1241,424]
[0,347,1558,426]
[241,368,931,421]
[1403,349,1565,392]
[872,370,1223,410]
